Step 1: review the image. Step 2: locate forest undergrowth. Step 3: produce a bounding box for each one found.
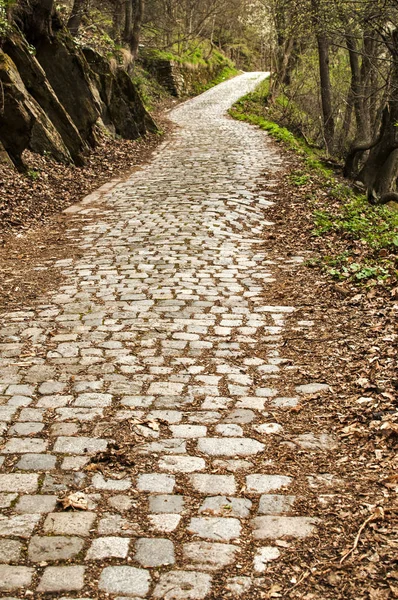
[230,80,398,293]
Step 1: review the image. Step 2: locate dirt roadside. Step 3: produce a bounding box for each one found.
[246,151,397,599]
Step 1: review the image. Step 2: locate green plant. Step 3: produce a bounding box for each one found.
[27,168,40,181]
[0,0,11,35]
[131,65,168,110]
[328,261,391,283]
[192,66,239,94]
[313,197,398,251]
[290,171,311,186]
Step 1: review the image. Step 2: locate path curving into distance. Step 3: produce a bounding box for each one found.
[0,73,324,598]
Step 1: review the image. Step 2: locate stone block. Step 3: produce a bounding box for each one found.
[15,495,57,514]
[43,512,96,536]
[53,436,107,454]
[99,566,151,597]
[190,474,236,495]
[258,494,296,515]
[199,496,252,518]
[0,514,40,538]
[86,536,129,559]
[135,538,175,567]
[198,438,264,456]
[149,514,181,532]
[188,517,241,541]
[295,383,329,394]
[137,474,175,493]
[2,438,48,454]
[17,453,56,471]
[153,571,212,599]
[0,474,38,493]
[252,516,318,539]
[159,455,206,473]
[254,546,281,572]
[28,536,84,561]
[149,494,184,514]
[37,566,85,592]
[183,542,236,571]
[170,425,207,438]
[0,539,22,562]
[246,474,292,493]
[0,566,33,591]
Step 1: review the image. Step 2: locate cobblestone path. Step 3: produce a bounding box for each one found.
[0,73,323,598]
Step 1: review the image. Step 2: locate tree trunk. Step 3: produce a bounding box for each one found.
[346,32,367,140]
[124,0,132,44]
[129,0,144,61]
[112,0,125,43]
[316,33,334,153]
[67,0,87,36]
[358,30,398,200]
[337,87,353,154]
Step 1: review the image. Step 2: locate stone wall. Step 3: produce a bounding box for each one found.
[144,57,225,97]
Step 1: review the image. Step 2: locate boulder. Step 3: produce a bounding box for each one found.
[35,34,103,146]
[83,47,157,139]
[3,34,86,164]
[0,51,72,168]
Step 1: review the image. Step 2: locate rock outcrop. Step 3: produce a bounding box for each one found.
[0,31,157,169]
[0,49,73,168]
[83,47,157,139]
[3,34,86,164]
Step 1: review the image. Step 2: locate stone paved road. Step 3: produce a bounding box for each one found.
[0,73,323,598]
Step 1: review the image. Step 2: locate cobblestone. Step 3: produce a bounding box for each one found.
[190,474,236,495]
[258,494,296,514]
[246,474,292,493]
[183,541,237,571]
[149,494,184,514]
[0,474,38,492]
[153,571,212,599]
[137,473,175,493]
[43,512,96,535]
[198,437,265,456]
[99,566,151,596]
[0,566,33,591]
[188,517,241,540]
[37,565,85,592]
[86,536,129,559]
[254,546,281,572]
[199,496,252,518]
[0,539,22,562]
[252,516,318,539]
[0,514,40,537]
[135,537,175,567]
[28,536,84,561]
[0,73,323,597]
[15,494,57,513]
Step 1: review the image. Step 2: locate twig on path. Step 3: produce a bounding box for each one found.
[340,506,384,564]
[287,570,311,592]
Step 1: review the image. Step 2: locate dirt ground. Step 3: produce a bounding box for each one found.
[0,110,397,599]
[250,150,398,599]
